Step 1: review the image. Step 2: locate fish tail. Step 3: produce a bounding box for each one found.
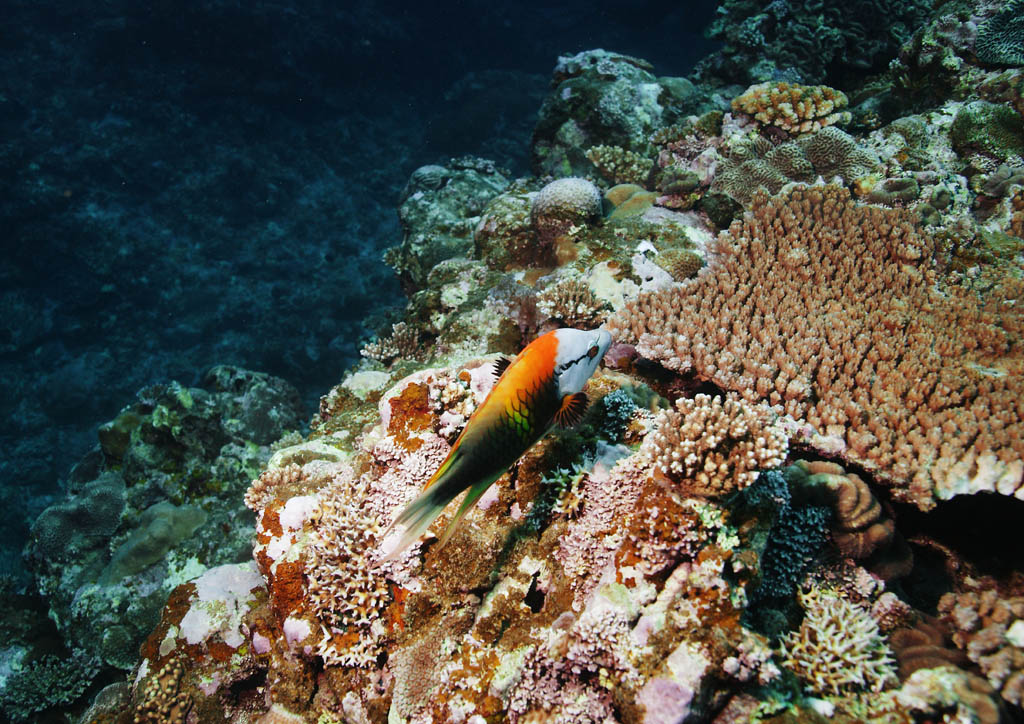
[376,485,452,564]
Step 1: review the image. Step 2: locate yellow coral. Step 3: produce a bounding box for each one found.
[780,587,898,697]
[732,81,851,134]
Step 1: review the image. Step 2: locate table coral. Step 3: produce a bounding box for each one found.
[731,81,851,135]
[607,183,1024,510]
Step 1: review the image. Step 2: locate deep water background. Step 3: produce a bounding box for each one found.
[1,0,718,572]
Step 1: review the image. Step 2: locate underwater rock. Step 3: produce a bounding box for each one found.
[531,49,695,178]
[23,367,303,673]
[386,157,510,293]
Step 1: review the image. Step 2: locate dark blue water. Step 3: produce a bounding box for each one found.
[0,1,717,572]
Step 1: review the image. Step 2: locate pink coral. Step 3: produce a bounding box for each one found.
[608,184,1024,509]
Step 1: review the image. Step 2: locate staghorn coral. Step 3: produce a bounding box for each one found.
[731,81,851,134]
[530,177,603,244]
[779,586,898,697]
[939,587,1024,706]
[535,277,607,329]
[608,183,1024,510]
[585,144,654,186]
[641,393,788,497]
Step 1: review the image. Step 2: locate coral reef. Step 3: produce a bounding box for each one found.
[33,22,1024,722]
[608,184,1024,510]
[19,367,302,704]
[530,49,695,178]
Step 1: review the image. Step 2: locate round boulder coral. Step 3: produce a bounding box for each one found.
[530,177,603,243]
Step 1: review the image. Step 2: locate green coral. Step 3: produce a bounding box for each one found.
[975,0,1024,67]
[0,649,100,722]
[950,101,1024,162]
[585,144,654,186]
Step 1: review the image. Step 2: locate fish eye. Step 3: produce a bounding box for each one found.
[587,345,599,359]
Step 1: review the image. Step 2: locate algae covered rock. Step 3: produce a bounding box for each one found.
[24,366,304,672]
[531,49,695,178]
[387,157,510,292]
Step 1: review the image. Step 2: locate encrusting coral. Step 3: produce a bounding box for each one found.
[731,81,851,134]
[608,183,1024,510]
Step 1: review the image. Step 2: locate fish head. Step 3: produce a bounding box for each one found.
[553,328,612,396]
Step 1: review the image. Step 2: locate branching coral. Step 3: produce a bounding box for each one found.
[608,183,1024,509]
[939,587,1024,706]
[731,81,851,134]
[779,586,898,697]
[641,393,788,497]
[535,277,607,329]
[360,322,423,365]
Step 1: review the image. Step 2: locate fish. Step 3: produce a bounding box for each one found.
[378,327,612,562]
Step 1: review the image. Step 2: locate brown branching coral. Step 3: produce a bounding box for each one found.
[732,81,851,135]
[641,393,788,497]
[608,184,1024,510]
[535,278,607,329]
[779,586,898,697]
[939,587,1024,706]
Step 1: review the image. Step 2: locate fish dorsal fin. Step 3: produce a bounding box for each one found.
[492,356,513,380]
[554,392,588,428]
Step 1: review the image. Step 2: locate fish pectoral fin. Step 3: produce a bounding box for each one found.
[554,392,588,428]
[492,355,513,380]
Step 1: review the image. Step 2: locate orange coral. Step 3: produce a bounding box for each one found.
[608,184,1024,509]
[731,81,851,134]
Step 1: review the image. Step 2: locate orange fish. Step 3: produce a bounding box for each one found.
[379,328,612,560]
